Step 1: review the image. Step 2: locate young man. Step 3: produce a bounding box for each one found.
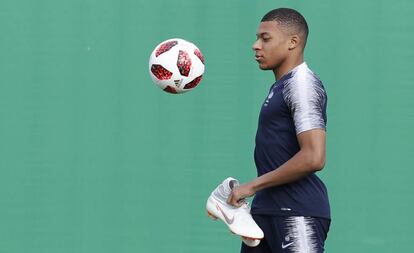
[227,8,331,253]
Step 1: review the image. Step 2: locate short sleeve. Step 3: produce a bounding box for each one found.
[282,74,327,135]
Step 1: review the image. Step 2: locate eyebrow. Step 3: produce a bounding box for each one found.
[256,32,271,37]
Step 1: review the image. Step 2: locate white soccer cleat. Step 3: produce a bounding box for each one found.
[241,237,261,247]
[206,177,264,247]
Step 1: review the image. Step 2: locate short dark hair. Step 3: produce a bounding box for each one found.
[261,8,309,46]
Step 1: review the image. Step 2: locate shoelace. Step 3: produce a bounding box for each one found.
[241,201,251,211]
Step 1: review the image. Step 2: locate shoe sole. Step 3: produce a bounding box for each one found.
[206,210,262,241]
[207,210,218,220]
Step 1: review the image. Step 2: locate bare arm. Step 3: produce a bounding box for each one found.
[227,129,326,207]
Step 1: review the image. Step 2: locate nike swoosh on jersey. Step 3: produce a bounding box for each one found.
[281,242,294,249]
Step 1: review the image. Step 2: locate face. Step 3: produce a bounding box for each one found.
[252,21,290,70]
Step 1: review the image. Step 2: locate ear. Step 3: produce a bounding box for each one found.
[288,35,300,50]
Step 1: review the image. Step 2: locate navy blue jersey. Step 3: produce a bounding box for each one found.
[251,62,330,219]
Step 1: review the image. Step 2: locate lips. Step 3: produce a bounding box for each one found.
[255,55,263,61]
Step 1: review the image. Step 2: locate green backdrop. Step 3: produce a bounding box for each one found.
[1,0,413,252]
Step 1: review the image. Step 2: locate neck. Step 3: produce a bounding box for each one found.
[273,54,304,81]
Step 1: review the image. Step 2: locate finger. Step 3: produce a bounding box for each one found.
[237,198,246,204]
[227,194,237,207]
[234,199,243,207]
[227,192,234,205]
[231,195,242,207]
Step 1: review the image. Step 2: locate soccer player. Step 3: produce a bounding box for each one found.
[227,8,331,253]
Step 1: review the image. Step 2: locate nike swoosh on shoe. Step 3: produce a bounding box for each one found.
[216,204,234,224]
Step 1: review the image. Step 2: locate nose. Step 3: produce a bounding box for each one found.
[252,39,261,51]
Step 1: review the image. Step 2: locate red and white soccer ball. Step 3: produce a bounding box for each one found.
[149,38,205,94]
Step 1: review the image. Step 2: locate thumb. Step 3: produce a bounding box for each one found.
[228,192,242,207]
[227,192,233,205]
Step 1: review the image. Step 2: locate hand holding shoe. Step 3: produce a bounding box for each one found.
[227,182,256,207]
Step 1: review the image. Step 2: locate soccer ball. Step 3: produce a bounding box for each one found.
[148,38,205,94]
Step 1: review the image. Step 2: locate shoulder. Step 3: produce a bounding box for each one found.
[282,63,326,107]
[281,63,327,134]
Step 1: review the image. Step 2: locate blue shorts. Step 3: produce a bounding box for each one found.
[241,215,330,253]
